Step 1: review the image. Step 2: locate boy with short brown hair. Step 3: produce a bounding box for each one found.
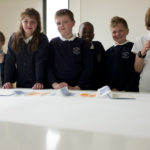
[48,9,92,90]
[106,16,139,91]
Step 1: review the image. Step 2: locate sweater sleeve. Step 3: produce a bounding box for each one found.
[4,36,16,84]
[94,41,106,87]
[1,53,6,85]
[35,34,49,83]
[125,52,140,92]
[77,40,93,89]
[47,40,58,86]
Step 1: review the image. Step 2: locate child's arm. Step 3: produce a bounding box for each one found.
[32,83,44,89]
[134,40,150,73]
[47,41,59,87]
[52,82,68,89]
[134,41,150,73]
[3,37,16,86]
[76,41,93,89]
[68,85,80,90]
[34,34,49,86]
[3,82,13,89]
[124,51,140,92]
[134,54,145,73]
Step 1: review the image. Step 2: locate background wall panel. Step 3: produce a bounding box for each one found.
[0,0,150,51]
[70,0,150,49]
[0,0,43,51]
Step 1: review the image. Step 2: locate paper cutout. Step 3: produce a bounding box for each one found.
[0,90,15,96]
[97,85,111,96]
[80,93,97,97]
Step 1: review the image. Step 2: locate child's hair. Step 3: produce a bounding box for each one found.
[55,9,74,21]
[145,8,150,30]
[11,8,42,53]
[0,31,5,44]
[110,16,128,29]
[79,22,94,33]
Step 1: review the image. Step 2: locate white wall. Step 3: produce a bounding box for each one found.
[1,0,150,51]
[0,0,43,52]
[70,0,150,49]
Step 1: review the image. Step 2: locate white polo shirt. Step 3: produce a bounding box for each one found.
[131,32,150,92]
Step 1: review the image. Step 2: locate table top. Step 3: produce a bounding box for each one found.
[0,88,150,150]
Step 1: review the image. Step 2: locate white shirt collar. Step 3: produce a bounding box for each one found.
[90,42,94,49]
[114,40,129,46]
[60,34,76,41]
[24,36,33,44]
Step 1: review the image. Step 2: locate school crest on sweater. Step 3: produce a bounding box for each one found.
[121,51,129,59]
[72,47,80,55]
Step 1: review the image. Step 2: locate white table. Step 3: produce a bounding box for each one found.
[0,89,150,150]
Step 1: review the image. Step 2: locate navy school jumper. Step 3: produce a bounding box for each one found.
[47,37,93,89]
[90,41,106,90]
[106,42,139,91]
[4,33,49,88]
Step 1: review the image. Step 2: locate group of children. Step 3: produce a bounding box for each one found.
[1,7,150,92]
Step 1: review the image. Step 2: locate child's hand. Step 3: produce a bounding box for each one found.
[3,82,13,89]
[112,88,118,91]
[141,40,150,55]
[0,54,4,64]
[32,83,44,89]
[52,82,68,89]
[68,85,81,90]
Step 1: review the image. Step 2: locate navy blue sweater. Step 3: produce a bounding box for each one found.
[106,42,139,91]
[1,53,6,85]
[4,33,49,88]
[48,37,93,89]
[90,41,106,90]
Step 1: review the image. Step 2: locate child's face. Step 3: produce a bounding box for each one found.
[78,24,94,45]
[22,15,38,38]
[55,15,75,39]
[111,23,129,44]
